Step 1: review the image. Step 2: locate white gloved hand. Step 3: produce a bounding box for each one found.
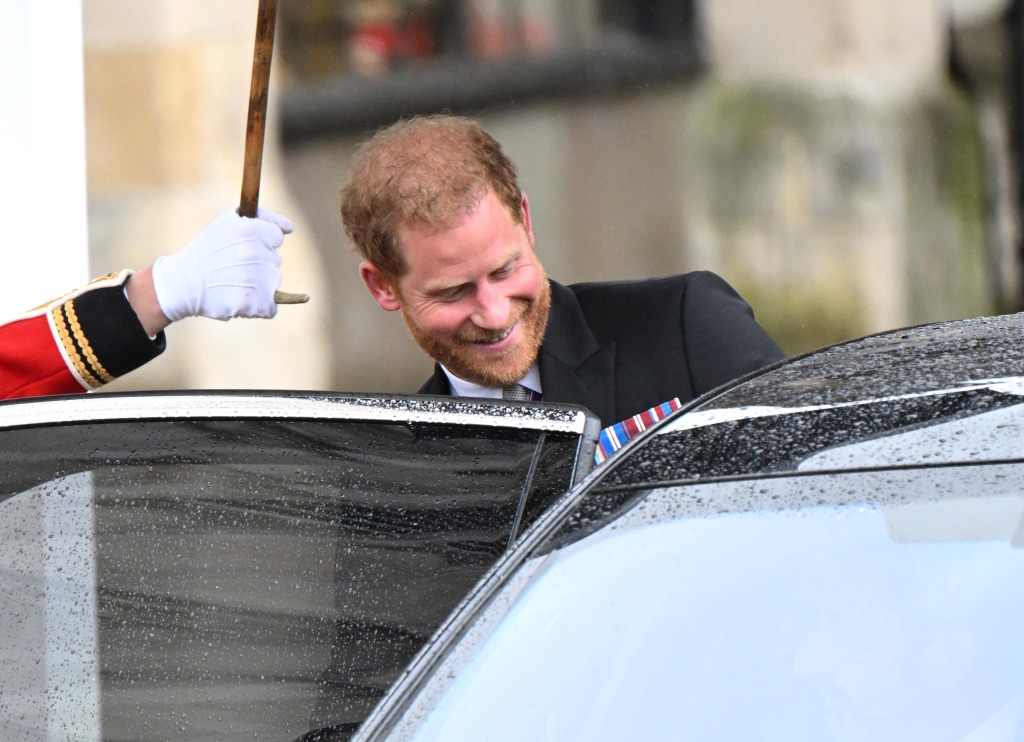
[152,207,294,322]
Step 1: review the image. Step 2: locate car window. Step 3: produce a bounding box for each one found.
[0,404,591,742]
[366,464,1024,741]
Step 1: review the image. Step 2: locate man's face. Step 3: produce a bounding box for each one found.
[360,190,551,387]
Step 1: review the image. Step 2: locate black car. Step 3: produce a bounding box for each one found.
[5,313,1024,741]
[353,313,1024,742]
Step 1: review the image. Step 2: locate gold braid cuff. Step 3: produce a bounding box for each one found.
[51,299,116,389]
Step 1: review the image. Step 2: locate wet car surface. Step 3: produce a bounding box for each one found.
[0,392,598,741]
[350,313,1024,742]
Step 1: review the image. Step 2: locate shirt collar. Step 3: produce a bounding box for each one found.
[441,363,542,399]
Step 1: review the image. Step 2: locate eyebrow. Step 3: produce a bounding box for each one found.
[424,281,471,299]
[422,251,522,298]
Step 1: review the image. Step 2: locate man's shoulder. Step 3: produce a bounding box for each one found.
[563,272,731,317]
[551,274,698,343]
[565,271,720,299]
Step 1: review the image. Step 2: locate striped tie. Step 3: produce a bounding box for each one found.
[503,384,540,401]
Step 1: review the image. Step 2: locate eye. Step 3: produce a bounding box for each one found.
[434,284,469,302]
[493,261,516,278]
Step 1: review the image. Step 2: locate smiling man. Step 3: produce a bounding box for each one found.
[342,114,785,433]
[360,187,550,390]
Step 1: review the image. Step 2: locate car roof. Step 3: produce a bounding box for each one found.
[599,312,1024,485]
[704,311,1024,410]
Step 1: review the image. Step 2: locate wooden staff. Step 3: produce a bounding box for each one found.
[240,0,308,305]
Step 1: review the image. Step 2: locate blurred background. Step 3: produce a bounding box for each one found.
[24,0,1024,393]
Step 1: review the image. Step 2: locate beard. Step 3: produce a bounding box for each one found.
[403,279,552,388]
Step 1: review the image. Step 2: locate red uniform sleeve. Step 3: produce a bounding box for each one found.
[0,271,166,400]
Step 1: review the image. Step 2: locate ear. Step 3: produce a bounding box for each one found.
[521,193,535,247]
[359,261,402,312]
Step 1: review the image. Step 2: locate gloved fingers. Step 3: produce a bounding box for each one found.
[216,239,284,269]
[235,268,283,319]
[203,285,281,320]
[204,259,283,320]
[250,268,283,319]
[260,243,284,268]
[152,207,293,323]
[254,206,295,235]
[239,215,289,250]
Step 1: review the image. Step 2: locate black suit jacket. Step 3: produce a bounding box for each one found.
[418,272,785,426]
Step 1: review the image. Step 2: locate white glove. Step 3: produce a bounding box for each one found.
[152,207,294,322]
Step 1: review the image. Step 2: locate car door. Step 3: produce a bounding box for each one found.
[0,390,598,742]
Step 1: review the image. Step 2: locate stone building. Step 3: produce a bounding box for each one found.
[82,0,1016,393]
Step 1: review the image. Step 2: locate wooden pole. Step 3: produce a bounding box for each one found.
[240,0,308,305]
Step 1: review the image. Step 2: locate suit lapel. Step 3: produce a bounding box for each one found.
[539,281,617,425]
[417,365,451,395]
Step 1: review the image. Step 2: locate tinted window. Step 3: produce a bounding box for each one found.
[0,418,582,741]
[376,465,1024,741]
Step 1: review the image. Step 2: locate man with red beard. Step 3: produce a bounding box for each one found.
[342,114,784,438]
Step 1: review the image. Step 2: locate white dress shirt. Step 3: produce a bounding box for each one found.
[442,363,543,400]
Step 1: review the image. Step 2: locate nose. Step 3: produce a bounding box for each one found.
[470,281,511,330]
